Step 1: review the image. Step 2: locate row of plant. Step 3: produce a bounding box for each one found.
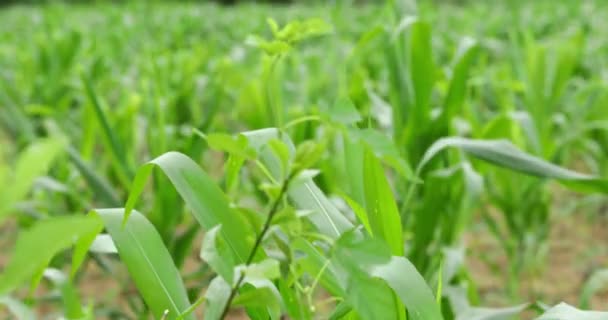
[1,1,608,319]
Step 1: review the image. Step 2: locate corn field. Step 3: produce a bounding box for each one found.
[1,0,608,319]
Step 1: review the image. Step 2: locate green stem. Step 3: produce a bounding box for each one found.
[219,170,296,319]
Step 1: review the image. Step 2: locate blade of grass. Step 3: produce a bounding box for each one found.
[96,208,193,320]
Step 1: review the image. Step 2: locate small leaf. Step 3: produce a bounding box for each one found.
[206,133,256,159]
[294,140,325,171]
[242,259,281,281]
[203,276,231,320]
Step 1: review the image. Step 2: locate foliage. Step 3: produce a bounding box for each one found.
[1,0,608,319]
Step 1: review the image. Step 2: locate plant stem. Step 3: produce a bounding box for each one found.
[219,170,296,319]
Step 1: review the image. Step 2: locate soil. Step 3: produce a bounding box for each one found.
[465,190,608,313]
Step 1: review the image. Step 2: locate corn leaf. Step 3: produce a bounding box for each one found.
[419,137,608,193]
[0,215,102,294]
[1,137,66,222]
[96,208,193,320]
[125,151,256,264]
[363,148,403,255]
[0,296,35,320]
[535,303,608,320]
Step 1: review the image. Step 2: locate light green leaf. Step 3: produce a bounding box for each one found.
[441,37,479,129]
[242,128,354,238]
[200,225,236,284]
[456,304,529,320]
[82,76,133,188]
[535,303,608,320]
[241,259,281,281]
[419,137,608,193]
[0,296,35,320]
[206,133,256,159]
[88,234,117,254]
[0,215,102,295]
[370,256,443,320]
[71,218,104,279]
[97,208,192,320]
[580,269,608,309]
[1,137,67,221]
[329,97,361,125]
[339,192,372,235]
[203,276,231,320]
[349,128,414,181]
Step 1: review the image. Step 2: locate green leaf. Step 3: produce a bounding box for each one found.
[1,136,67,221]
[96,208,192,320]
[232,285,277,308]
[126,151,256,265]
[242,128,353,238]
[0,215,102,295]
[200,225,236,284]
[349,128,415,181]
[339,192,372,235]
[293,140,325,171]
[419,137,608,193]
[363,149,403,255]
[370,257,443,320]
[206,133,256,159]
[408,20,435,114]
[235,280,282,320]
[333,231,442,320]
[535,303,608,320]
[292,238,342,296]
[441,37,479,130]
[82,75,133,188]
[71,218,105,279]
